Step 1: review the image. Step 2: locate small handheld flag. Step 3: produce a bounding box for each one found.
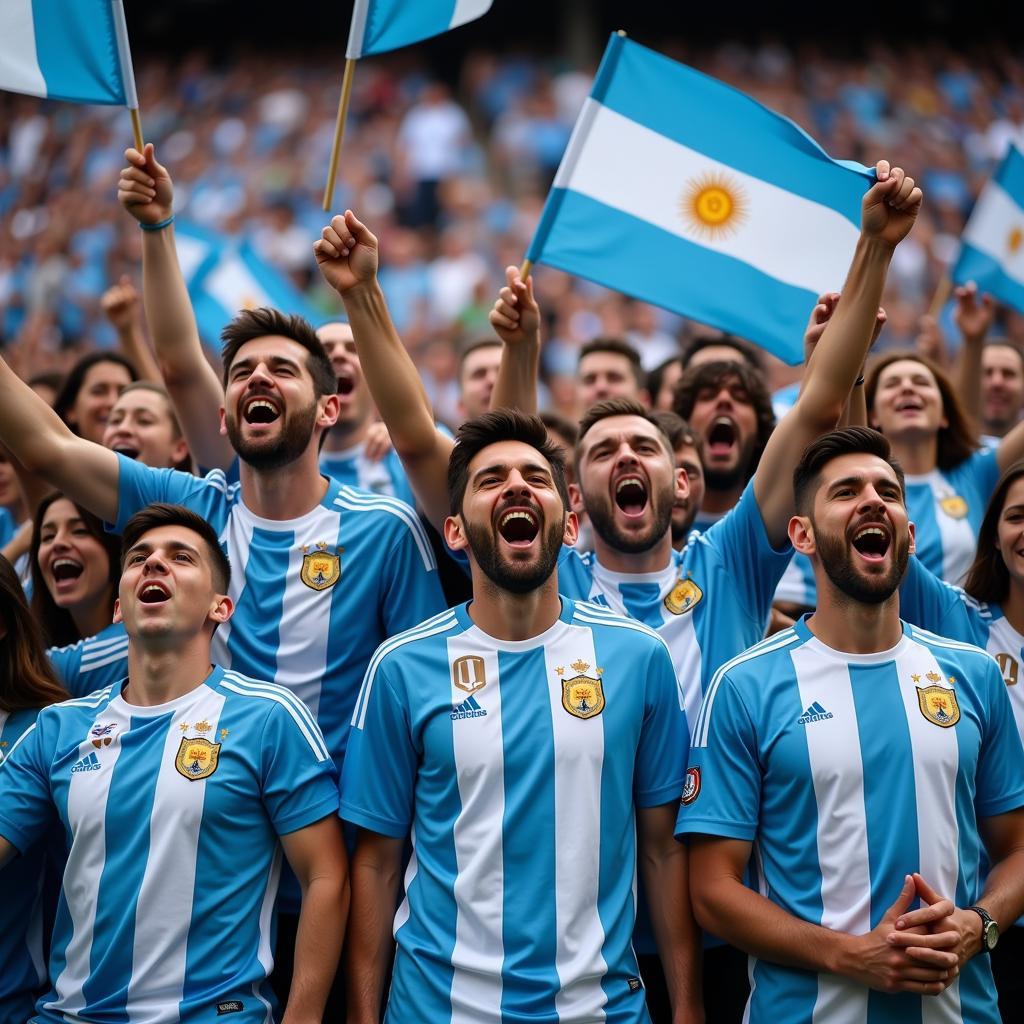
[0,0,143,148]
[952,145,1024,315]
[526,33,876,365]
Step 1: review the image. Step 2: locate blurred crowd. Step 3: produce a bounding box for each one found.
[2,37,1024,425]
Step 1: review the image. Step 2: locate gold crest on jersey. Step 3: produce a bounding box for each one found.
[452,655,487,694]
[174,737,222,781]
[939,495,968,520]
[300,541,342,591]
[562,659,605,719]
[916,684,960,728]
[996,652,1019,687]
[664,577,703,616]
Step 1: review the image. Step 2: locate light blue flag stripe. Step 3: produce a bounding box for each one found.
[955,243,1024,314]
[362,0,458,56]
[999,145,1024,198]
[532,190,812,365]
[591,34,873,225]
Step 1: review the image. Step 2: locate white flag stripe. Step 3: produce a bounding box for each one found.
[451,0,493,26]
[345,0,371,59]
[557,99,860,297]
[962,180,1024,288]
[202,255,272,313]
[0,1,46,98]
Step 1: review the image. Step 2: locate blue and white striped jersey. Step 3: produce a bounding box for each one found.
[113,454,446,768]
[557,482,791,731]
[773,552,817,610]
[904,449,1000,586]
[319,443,416,506]
[341,598,689,1024]
[677,617,1024,1024]
[47,622,128,699]
[0,666,339,1024]
[0,707,46,1024]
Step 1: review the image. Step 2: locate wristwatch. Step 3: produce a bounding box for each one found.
[968,906,999,954]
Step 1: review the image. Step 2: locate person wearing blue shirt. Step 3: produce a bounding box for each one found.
[0,504,348,1024]
[0,556,70,1024]
[678,427,1024,1024]
[340,411,697,1024]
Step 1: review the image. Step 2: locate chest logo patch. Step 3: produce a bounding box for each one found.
[664,577,703,616]
[300,542,342,591]
[995,652,1018,687]
[175,736,222,781]
[90,723,118,748]
[939,495,968,520]
[681,766,701,805]
[916,684,960,728]
[452,655,487,694]
[561,659,605,720]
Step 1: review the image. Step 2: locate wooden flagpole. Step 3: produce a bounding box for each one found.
[323,58,357,212]
[129,108,144,152]
[519,259,533,280]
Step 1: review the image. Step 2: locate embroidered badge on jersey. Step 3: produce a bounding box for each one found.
[174,729,222,781]
[681,766,701,805]
[995,652,1019,687]
[451,655,487,694]
[299,541,342,591]
[939,495,968,520]
[916,684,961,728]
[90,722,117,748]
[559,659,605,719]
[664,576,703,615]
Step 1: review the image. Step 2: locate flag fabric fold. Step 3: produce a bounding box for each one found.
[526,33,876,365]
[346,0,493,59]
[174,223,323,346]
[952,145,1024,314]
[0,0,133,106]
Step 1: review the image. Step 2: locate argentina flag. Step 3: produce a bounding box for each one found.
[347,0,493,59]
[953,145,1024,314]
[0,0,135,106]
[526,33,876,365]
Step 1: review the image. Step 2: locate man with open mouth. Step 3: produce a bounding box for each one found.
[339,409,699,1024]
[678,426,1024,1024]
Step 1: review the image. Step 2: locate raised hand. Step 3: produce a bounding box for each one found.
[117,144,173,226]
[314,211,379,295]
[915,314,947,366]
[804,292,885,366]
[861,161,923,249]
[489,265,541,348]
[953,281,995,345]
[101,275,141,333]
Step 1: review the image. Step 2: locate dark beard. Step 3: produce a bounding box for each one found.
[226,400,318,471]
[586,479,674,555]
[816,524,911,604]
[702,435,758,492]
[463,515,564,595]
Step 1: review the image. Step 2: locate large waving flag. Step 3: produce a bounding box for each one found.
[0,0,136,106]
[346,0,493,58]
[952,145,1024,314]
[526,33,876,365]
[174,223,322,346]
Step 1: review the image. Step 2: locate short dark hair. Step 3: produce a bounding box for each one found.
[577,337,643,386]
[650,410,698,452]
[865,351,979,471]
[680,333,763,372]
[447,410,570,515]
[646,356,683,401]
[54,353,138,432]
[539,410,579,448]
[457,337,502,379]
[793,427,905,515]
[120,503,232,594]
[575,397,674,476]
[964,460,1024,605]
[221,307,336,399]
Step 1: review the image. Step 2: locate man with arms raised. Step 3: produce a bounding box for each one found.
[340,410,699,1023]
[0,503,348,1024]
[678,426,1024,1021]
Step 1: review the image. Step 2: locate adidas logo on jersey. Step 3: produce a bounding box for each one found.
[450,694,487,720]
[71,752,102,773]
[798,701,834,725]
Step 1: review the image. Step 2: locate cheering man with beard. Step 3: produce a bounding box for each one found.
[339,410,701,1024]
[677,427,1024,1023]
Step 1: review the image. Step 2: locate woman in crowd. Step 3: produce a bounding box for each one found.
[29,493,127,696]
[866,352,1024,584]
[101,381,193,472]
[52,352,136,446]
[0,556,68,1024]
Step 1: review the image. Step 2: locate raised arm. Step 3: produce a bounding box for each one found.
[117,145,234,471]
[314,211,454,531]
[489,265,542,414]
[0,355,119,523]
[100,276,162,383]
[951,281,995,424]
[754,160,923,548]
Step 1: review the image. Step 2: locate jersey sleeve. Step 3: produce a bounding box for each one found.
[47,642,85,697]
[969,446,1001,501]
[898,557,987,646]
[0,717,56,854]
[705,481,792,625]
[635,639,689,807]
[259,699,340,836]
[379,511,446,637]
[675,672,762,842]
[114,453,224,534]
[975,656,1024,818]
[339,660,417,838]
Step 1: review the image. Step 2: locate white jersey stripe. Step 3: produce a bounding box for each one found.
[79,648,131,672]
[252,847,281,1023]
[211,511,257,670]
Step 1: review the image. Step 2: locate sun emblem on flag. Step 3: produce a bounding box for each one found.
[680,172,747,239]
[1009,226,1023,255]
